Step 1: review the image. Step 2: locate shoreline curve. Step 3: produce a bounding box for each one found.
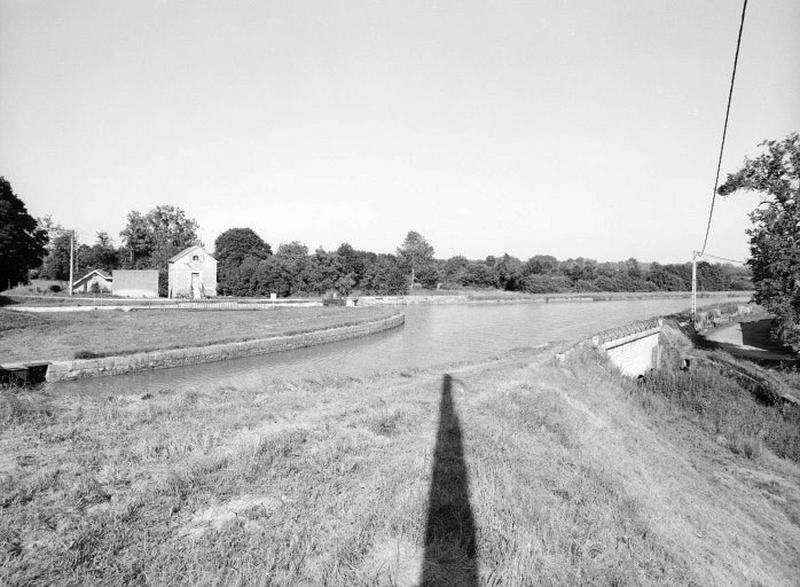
[45,312,405,382]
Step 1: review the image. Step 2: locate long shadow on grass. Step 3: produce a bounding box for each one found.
[421,374,478,586]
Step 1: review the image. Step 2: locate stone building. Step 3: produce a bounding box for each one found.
[72,269,112,294]
[168,245,217,299]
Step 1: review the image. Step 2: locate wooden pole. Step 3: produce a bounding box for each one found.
[691,251,698,321]
[69,230,74,297]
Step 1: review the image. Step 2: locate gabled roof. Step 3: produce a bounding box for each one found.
[72,269,112,287]
[168,244,216,264]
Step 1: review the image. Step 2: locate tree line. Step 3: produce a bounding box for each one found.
[3,131,796,346]
[213,229,751,296]
[1,178,751,297]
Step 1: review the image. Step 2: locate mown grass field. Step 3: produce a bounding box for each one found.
[0,307,394,362]
[1,341,799,585]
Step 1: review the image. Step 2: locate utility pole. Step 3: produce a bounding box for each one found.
[691,251,697,318]
[68,230,75,297]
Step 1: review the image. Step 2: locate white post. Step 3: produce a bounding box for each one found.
[68,230,75,297]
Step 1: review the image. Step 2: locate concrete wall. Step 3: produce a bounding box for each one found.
[169,251,217,298]
[112,270,159,298]
[593,319,663,377]
[46,312,405,381]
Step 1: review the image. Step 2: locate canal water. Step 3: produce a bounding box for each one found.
[54,297,748,396]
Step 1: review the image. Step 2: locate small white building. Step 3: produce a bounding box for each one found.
[168,245,217,299]
[72,269,112,294]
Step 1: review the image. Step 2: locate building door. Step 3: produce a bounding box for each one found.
[190,273,201,299]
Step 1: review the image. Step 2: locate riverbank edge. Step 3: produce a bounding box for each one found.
[44,313,405,382]
[3,290,751,309]
[356,290,751,306]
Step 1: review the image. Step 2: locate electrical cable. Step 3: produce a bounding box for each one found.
[700,0,748,255]
[696,252,746,265]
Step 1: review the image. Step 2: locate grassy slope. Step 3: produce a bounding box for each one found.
[1,347,799,585]
[0,307,394,362]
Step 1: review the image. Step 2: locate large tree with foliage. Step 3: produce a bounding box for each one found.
[214,228,272,295]
[120,205,200,269]
[397,231,436,288]
[718,132,800,349]
[75,232,120,277]
[40,232,75,281]
[0,177,48,289]
[215,228,272,264]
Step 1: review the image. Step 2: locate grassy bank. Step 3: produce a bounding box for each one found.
[1,344,798,584]
[0,307,394,363]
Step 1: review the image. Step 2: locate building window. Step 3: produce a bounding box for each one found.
[192,255,200,262]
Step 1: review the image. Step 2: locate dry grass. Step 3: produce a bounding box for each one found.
[0,307,394,362]
[1,347,799,585]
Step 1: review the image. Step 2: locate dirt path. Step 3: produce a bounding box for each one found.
[703,319,798,362]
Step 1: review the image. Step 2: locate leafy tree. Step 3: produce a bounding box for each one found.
[519,274,571,294]
[263,242,308,295]
[524,255,558,275]
[253,256,290,297]
[624,257,642,279]
[362,253,408,294]
[442,255,470,286]
[646,262,688,291]
[0,177,48,288]
[493,253,522,290]
[36,214,63,254]
[215,228,271,264]
[90,232,120,271]
[214,228,272,295]
[561,257,598,283]
[304,248,342,295]
[75,232,120,276]
[696,262,727,291]
[397,231,436,288]
[464,261,496,288]
[120,205,200,269]
[40,231,75,281]
[336,243,373,288]
[718,132,800,349]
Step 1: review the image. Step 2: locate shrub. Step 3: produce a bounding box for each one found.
[640,364,800,462]
[49,285,62,293]
[74,350,103,360]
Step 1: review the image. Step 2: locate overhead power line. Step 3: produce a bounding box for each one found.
[700,0,748,255]
[697,252,746,265]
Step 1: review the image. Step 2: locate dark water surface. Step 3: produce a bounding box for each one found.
[53,297,747,396]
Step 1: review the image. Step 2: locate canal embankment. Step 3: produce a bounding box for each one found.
[1,324,798,585]
[0,307,404,383]
[44,313,405,382]
[355,290,751,306]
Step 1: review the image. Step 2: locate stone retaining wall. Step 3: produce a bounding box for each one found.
[46,313,405,382]
[10,300,321,313]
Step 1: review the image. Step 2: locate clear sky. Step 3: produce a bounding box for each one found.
[1,0,798,263]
